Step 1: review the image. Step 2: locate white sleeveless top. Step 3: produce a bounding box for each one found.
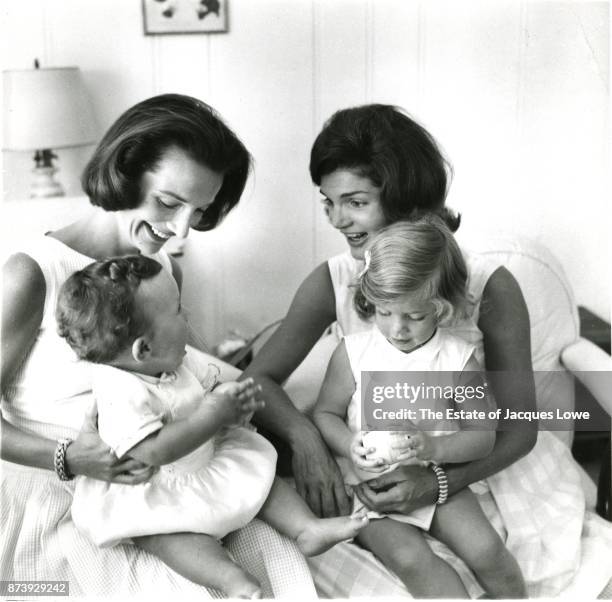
[327,249,501,368]
[344,329,476,430]
[336,328,477,530]
[72,357,277,546]
[1,235,173,441]
[340,328,476,482]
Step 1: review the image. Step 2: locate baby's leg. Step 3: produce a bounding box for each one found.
[357,518,470,598]
[134,532,261,599]
[430,488,527,599]
[258,476,368,556]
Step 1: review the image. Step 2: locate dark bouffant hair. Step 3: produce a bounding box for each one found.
[56,255,162,363]
[310,104,460,231]
[353,215,468,324]
[82,94,251,231]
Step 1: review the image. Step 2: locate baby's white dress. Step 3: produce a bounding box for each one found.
[340,326,479,530]
[71,354,277,547]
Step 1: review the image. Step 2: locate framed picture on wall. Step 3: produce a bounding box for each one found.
[142,0,228,35]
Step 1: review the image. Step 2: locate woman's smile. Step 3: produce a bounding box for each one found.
[319,168,387,260]
[119,147,224,255]
[137,221,172,247]
[344,232,368,246]
[130,220,172,253]
[147,223,171,240]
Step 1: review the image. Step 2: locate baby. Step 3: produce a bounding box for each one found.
[56,255,367,598]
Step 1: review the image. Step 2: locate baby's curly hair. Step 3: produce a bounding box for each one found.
[56,255,163,363]
[353,215,469,325]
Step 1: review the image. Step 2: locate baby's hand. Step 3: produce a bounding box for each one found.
[391,431,438,463]
[349,432,388,474]
[208,378,265,427]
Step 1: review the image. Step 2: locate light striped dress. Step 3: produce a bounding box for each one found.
[0,235,316,598]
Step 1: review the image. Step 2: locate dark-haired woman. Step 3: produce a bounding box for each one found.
[243,104,582,595]
[1,94,316,597]
[245,104,534,516]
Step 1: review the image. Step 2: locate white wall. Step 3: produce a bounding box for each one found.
[2,0,609,347]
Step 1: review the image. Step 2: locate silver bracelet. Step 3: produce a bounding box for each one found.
[54,438,74,481]
[429,463,448,505]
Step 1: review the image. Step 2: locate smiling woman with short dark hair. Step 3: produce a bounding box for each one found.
[0,93,316,598]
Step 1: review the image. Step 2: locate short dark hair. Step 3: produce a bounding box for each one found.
[82,94,251,231]
[310,104,459,231]
[56,255,163,363]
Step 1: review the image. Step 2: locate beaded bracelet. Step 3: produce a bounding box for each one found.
[54,438,74,481]
[429,463,448,505]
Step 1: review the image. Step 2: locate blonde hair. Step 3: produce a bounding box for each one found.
[354,215,468,324]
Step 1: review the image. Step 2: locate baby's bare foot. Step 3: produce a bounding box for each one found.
[225,577,261,599]
[296,513,369,556]
[221,566,261,599]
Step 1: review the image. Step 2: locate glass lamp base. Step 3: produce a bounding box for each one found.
[30,165,64,198]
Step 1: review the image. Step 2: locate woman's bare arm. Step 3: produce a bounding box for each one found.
[1,254,153,483]
[1,254,45,394]
[245,262,336,379]
[443,266,537,488]
[2,254,56,469]
[243,263,351,517]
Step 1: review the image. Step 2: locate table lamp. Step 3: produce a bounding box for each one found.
[3,62,98,198]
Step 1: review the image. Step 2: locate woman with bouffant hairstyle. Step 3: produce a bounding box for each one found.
[82,93,250,231]
[1,93,316,597]
[309,103,458,229]
[243,105,537,592]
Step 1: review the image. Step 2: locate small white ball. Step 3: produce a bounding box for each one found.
[362,431,403,464]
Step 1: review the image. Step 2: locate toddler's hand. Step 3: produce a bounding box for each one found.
[349,432,388,474]
[208,378,265,427]
[391,431,437,463]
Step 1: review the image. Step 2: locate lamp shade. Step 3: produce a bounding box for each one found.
[3,67,98,151]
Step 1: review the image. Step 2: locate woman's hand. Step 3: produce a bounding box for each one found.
[349,432,388,474]
[290,425,352,518]
[67,403,156,484]
[210,378,265,427]
[353,463,437,515]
